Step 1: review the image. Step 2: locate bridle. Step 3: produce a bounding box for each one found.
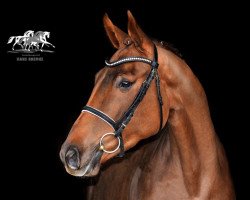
[82,44,163,157]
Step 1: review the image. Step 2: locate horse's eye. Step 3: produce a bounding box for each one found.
[119,80,132,89]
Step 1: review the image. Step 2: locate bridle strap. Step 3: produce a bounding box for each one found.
[113,67,159,157]
[155,70,163,132]
[82,44,163,157]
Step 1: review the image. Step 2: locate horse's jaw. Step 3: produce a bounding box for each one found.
[65,150,102,177]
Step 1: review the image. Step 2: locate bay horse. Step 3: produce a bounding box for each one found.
[60,11,235,199]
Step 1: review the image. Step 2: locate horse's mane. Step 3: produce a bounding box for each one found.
[153,39,183,58]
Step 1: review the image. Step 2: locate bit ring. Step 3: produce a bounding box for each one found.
[99,132,120,154]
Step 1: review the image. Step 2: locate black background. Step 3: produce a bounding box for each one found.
[1,1,246,199]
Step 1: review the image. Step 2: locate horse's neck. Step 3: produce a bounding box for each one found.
[157,47,231,197]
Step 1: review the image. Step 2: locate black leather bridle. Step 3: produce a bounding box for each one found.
[82,44,163,157]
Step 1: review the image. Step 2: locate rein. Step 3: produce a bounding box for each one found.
[82,44,163,157]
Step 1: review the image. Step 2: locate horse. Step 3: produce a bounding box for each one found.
[24,31,55,51]
[60,11,235,199]
[39,31,55,50]
[7,30,34,50]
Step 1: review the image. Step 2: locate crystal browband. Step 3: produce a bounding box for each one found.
[105,57,153,67]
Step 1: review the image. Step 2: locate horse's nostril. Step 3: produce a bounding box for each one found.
[65,146,80,170]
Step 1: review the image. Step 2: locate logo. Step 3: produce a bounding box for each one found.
[7,30,55,61]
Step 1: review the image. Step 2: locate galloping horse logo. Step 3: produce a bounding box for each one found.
[7,30,55,53]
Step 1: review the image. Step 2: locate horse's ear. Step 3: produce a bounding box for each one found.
[127,10,153,52]
[103,13,128,49]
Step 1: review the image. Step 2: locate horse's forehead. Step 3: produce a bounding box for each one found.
[110,46,141,62]
[103,46,149,77]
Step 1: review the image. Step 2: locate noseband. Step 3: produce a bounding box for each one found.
[82,44,163,157]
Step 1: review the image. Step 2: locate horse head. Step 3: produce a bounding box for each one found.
[59,11,235,199]
[43,31,50,38]
[60,11,170,177]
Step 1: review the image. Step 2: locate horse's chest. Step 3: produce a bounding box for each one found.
[87,163,187,200]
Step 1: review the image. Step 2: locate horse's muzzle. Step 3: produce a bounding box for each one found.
[61,146,80,170]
